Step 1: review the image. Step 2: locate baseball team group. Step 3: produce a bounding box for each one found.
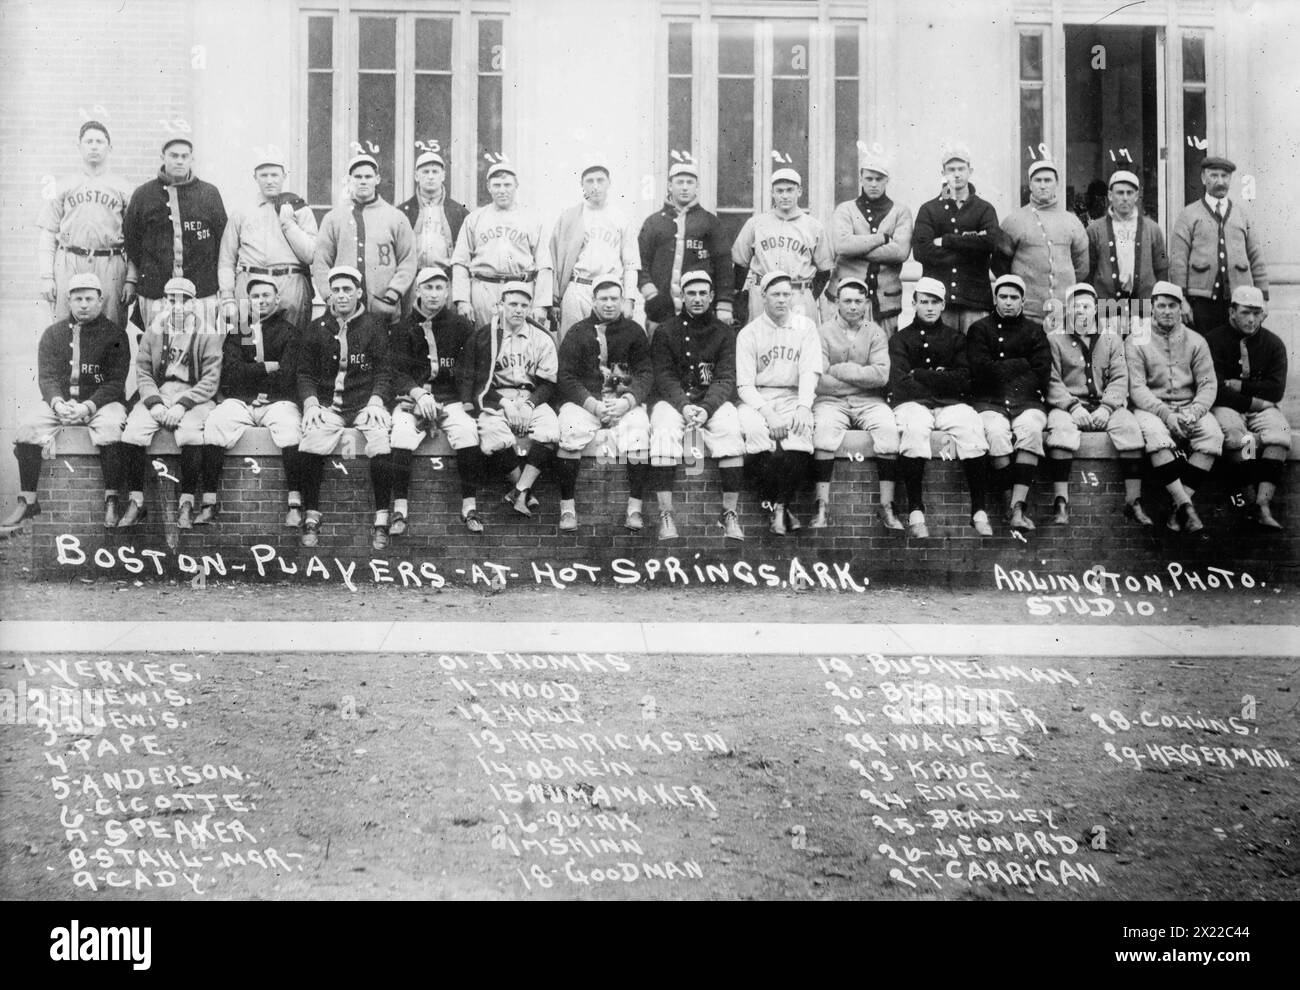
[2,119,1289,551]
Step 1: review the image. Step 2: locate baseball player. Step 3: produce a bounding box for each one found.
[198,275,304,527]
[456,281,559,516]
[550,161,639,340]
[388,265,482,534]
[829,153,913,336]
[1085,170,1168,335]
[397,150,469,284]
[116,277,223,530]
[1043,283,1148,526]
[732,168,832,325]
[648,270,744,542]
[810,277,900,530]
[123,137,227,351]
[555,279,653,532]
[967,274,1052,532]
[638,161,734,330]
[1,274,129,533]
[887,277,994,538]
[1204,285,1289,529]
[736,270,823,534]
[1126,281,1221,534]
[312,153,417,326]
[218,155,318,336]
[451,162,553,330]
[296,265,394,549]
[37,121,133,328]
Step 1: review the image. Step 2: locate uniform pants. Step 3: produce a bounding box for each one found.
[14,401,128,496]
[649,401,744,462]
[739,393,815,453]
[558,403,650,456]
[894,402,988,460]
[477,403,560,455]
[812,395,899,455]
[980,408,1047,458]
[1213,405,1292,453]
[389,403,480,452]
[300,407,392,458]
[1133,407,1224,457]
[1044,406,1144,453]
[204,398,302,448]
[122,382,213,448]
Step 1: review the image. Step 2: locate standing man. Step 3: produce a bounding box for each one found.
[554,280,653,532]
[116,278,223,530]
[1043,283,1148,526]
[296,266,394,550]
[997,160,1088,332]
[198,276,304,528]
[638,161,734,330]
[732,168,833,325]
[1170,156,1268,334]
[218,155,317,336]
[312,153,417,326]
[1085,170,1168,334]
[810,278,900,530]
[912,143,999,334]
[888,278,993,538]
[397,150,469,296]
[387,265,482,534]
[550,161,640,340]
[0,275,129,532]
[648,270,744,542]
[124,137,227,341]
[37,121,133,327]
[1205,286,1290,529]
[451,162,552,330]
[829,154,912,336]
[967,274,1052,532]
[456,281,559,516]
[1127,282,1222,533]
[736,271,823,534]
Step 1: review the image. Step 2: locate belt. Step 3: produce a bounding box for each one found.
[474,272,537,284]
[789,279,812,290]
[571,275,618,286]
[60,244,124,258]
[239,263,309,277]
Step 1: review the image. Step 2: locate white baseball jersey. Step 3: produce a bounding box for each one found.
[731,210,833,283]
[37,169,131,252]
[218,197,318,285]
[736,311,824,406]
[573,203,636,282]
[493,322,558,391]
[451,203,553,303]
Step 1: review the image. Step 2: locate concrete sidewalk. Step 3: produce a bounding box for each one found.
[0,621,1294,657]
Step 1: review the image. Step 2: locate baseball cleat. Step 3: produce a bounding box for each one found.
[1009,501,1034,531]
[809,500,830,529]
[970,510,993,536]
[371,525,390,551]
[769,505,787,536]
[1,498,41,529]
[1167,501,1204,533]
[194,503,220,526]
[1252,503,1283,530]
[907,510,929,539]
[878,502,903,531]
[558,509,578,532]
[657,510,678,541]
[506,488,533,517]
[177,502,195,530]
[1050,496,1069,525]
[103,496,120,530]
[284,506,303,528]
[784,508,802,532]
[720,509,744,542]
[117,501,146,528]
[301,520,320,547]
[388,512,407,536]
[462,509,484,534]
[624,508,644,532]
[1123,499,1154,526]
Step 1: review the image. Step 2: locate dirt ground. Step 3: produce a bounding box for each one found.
[1,649,1296,901]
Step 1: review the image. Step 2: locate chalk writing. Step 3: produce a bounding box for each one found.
[998,562,1261,617]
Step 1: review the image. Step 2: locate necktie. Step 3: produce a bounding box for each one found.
[1212,201,1227,302]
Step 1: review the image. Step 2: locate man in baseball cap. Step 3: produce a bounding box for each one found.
[1,272,131,533]
[1085,170,1168,336]
[887,277,994,538]
[733,168,832,327]
[550,159,640,340]
[829,150,911,336]
[1127,281,1222,533]
[913,141,1000,333]
[1204,284,1290,529]
[398,148,469,287]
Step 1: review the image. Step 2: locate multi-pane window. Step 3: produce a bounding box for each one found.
[1018,29,1046,207]
[1181,31,1208,208]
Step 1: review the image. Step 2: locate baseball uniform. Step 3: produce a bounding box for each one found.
[830,194,913,335]
[551,201,640,339]
[458,316,560,454]
[735,311,823,454]
[1127,322,1223,458]
[313,193,417,324]
[638,199,734,325]
[556,314,653,458]
[37,169,133,326]
[451,204,554,329]
[218,192,318,334]
[649,307,741,463]
[812,313,898,455]
[733,210,833,325]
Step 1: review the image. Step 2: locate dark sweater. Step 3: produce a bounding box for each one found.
[887,316,972,408]
[219,310,299,405]
[390,304,475,404]
[37,314,130,411]
[297,307,391,418]
[912,184,999,311]
[967,312,1052,416]
[124,170,228,298]
[1202,322,1288,413]
[650,310,737,415]
[397,193,469,250]
[557,315,653,409]
[637,201,734,322]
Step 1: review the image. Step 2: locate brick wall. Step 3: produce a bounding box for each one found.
[26,429,1298,591]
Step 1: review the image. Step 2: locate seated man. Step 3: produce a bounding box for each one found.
[1205,285,1290,529]
[967,274,1052,531]
[811,276,899,530]
[887,277,992,537]
[736,270,823,534]
[1127,281,1222,533]
[1043,283,1148,526]
[456,281,559,517]
[296,265,394,549]
[198,275,303,527]
[118,277,222,529]
[555,279,653,532]
[648,270,744,542]
[388,265,481,533]
[1,274,129,532]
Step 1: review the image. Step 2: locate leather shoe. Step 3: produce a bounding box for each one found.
[720,509,744,541]
[1,498,41,529]
[1252,503,1283,530]
[177,502,195,530]
[625,508,644,532]
[117,501,146,528]
[878,502,903,531]
[506,488,533,517]
[103,496,120,530]
[371,525,389,551]
[1168,501,1204,533]
[388,512,407,536]
[194,503,219,526]
[1123,499,1154,526]
[970,510,993,537]
[463,509,484,534]
[769,505,788,536]
[1051,496,1069,525]
[907,510,929,539]
[1010,500,1035,531]
[301,520,320,547]
[809,500,830,529]
[658,510,678,541]
[784,508,802,532]
[284,506,303,528]
[558,509,578,532]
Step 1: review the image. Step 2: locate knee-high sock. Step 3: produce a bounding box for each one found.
[718,465,743,495]
[200,444,225,496]
[1254,457,1284,491]
[1180,462,1210,494]
[899,456,926,512]
[300,453,325,511]
[99,441,125,493]
[555,456,581,500]
[456,446,483,497]
[813,458,835,483]
[369,453,393,510]
[746,451,773,503]
[1047,456,1072,483]
[1012,460,1038,490]
[962,455,989,513]
[779,450,813,505]
[524,442,553,472]
[389,448,413,500]
[486,448,519,479]
[123,444,149,496]
[281,445,302,498]
[178,445,203,498]
[14,442,42,494]
[650,463,676,494]
[626,460,649,500]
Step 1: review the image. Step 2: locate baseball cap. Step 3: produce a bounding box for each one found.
[1231,285,1265,308]
[486,161,517,181]
[1066,282,1098,301]
[163,276,197,299]
[416,265,450,285]
[415,151,445,170]
[581,161,611,179]
[254,155,286,171]
[858,154,890,178]
[347,153,379,175]
[680,270,713,290]
[939,142,973,169]
[1201,155,1237,173]
[1028,159,1059,180]
[759,271,792,292]
[500,280,533,301]
[669,161,699,180]
[913,277,946,302]
[1108,170,1140,190]
[162,137,193,154]
[836,277,870,297]
[771,168,802,186]
[593,277,622,293]
[67,273,103,294]
[1150,280,1184,303]
[245,275,278,293]
[327,265,364,286]
[993,274,1027,296]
